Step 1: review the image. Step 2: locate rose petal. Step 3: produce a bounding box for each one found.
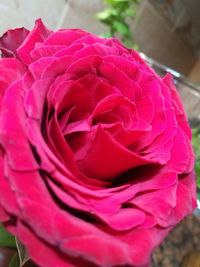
[44,29,88,46]
[0,205,10,222]
[17,19,52,64]
[17,222,75,267]
[42,55,76,79]
[29,57,55,80]
[0,157,19,216]
[163,73,192,138]
[121,226,171,266]
[99,61,135,100]
[74,43,119,58]
[24,78,52,120]
[67,55,102,77]
[132,184,177,224]
[98,207,146,231]
[30,44,66,61]
[0,27,29,58]
[168,127,193,173]
[102,55,138,81]
[0,58,26,101]
[54,44,84,58]
[76,127,156,180]
[0,81,38,171]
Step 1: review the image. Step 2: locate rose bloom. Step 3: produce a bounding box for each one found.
[0,20,196,267]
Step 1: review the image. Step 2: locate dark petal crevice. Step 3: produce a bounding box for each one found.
[40,170,99,224]
[29,143,41,165]
[110,163,162,188]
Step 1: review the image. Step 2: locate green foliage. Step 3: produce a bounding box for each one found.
[9,253,20,267]
[192,128,200,199]
[97,0,140,47]
[0,225,32,266]
[0,224,16,249]
[15,238,30,266]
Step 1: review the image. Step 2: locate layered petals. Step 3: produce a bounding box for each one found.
[0,20,196,267]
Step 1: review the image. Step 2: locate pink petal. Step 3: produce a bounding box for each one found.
[30,44,66,61]
[98,207,145,231]
[28,57,54,80]
[44,29,88,46]
[0,205,10,222]
[0,157,19,216]
[74,43,119,58]
[17,196,133,266]
[99,61,135,100]
[76,127,153,180]
[24,78,51,120]
[168,127,193,173]
[17,222,75,267]
[168,181,196,225]
[73,34,105,46]
[121,226,171,266]
[163,73,192,139]
[0,81,38,171]
[77,74,120,103]
[17,19,52,64]
[54,44,83,57]
[61,234,132,266]
[132,184,177,223]
[102,55,138,81]
[0,58,26,100]
[67,55,102,76]
[179,171,197,206]
[41,55,76,79]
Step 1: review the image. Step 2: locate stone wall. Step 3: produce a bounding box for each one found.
[57,0,107,34]
[0,0,106,35]
[0,0,66,34]
[189,60,200,85]
[134,0,196,75]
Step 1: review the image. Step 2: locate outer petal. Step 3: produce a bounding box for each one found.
[0,58,26,100]
[0,150,20,218]
[0,27,29,58]
[17,222,76,267]
[17,19,52,64]
[0,80,38,171]
[162,73,192,138]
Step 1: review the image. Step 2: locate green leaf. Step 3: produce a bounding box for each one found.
[105,0,129,4]
[192,128,200,199]
[198,191,200,200]
[97,0,139,47]
[133,43,139,50]
[0,224,16,249]
[9,253,20,267]
[125,8,136,17]
[123,38,133,48]
[113,21,130,35]
[96,9,116,21]
[104,0,129,10]
[9,247,35,267]
[99,32,113,38]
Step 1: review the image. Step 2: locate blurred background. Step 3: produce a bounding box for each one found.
[0,1,200,266]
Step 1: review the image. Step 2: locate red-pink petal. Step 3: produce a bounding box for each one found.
[0,27,29,58]
[17,19,52,64]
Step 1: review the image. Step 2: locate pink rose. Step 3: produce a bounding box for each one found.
[0,19,196,267]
